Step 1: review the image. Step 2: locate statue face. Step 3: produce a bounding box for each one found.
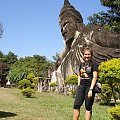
[60,16,77,43]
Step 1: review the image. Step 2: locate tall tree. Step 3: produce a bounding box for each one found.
[87,0,120,33]
[2,51,18,66]
[0,51,4,59]
[0,51,18,86]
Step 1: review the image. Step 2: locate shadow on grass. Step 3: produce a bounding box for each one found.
[0,111,17,118]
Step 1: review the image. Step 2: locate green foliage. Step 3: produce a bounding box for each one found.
[19,79,31,89]
[71,89,77,98]
[64,75,78,85]
[50,82,57,87]
[99,58,120,83]
[18,73,37,98]
[0,51,17,86]
[65,75,78,97]
[100,84,112,105]
[1,51,18,67]
[7,55,53,85]
[108,105,120,120]
[21,87,35,98]
[0,50,4,59]
[99,58,120,104]
[50,82,57,92]
[88,0,120,33]
[52,52,60,62]
[27,73,35,80]
[7,67,30,84]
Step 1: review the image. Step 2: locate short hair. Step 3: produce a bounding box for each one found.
[83,47,93,56]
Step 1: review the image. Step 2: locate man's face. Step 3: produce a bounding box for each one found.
[60,16,77,43]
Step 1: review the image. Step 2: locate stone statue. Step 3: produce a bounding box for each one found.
[57,0,120,79]
[51,0,120,92]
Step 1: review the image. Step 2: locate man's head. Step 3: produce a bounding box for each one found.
[59,0,83,45]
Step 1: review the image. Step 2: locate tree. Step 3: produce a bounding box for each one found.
[0,51,4,59]
[99,58,120,104]
[0,51,18,86]
[2,51,18,66]
[7,55,53,85]
[52,52,60,62]
[52,52,60,70]
[87,0,120,33]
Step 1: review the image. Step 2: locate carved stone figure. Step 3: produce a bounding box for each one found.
[51,0,120,91]
[56,0,120,79]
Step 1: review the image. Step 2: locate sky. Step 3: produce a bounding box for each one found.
[0,0,108,61]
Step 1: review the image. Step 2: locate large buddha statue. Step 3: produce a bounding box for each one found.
[51,0,120,91]
[56,0,120,80]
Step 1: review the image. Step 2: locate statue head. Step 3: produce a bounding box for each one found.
[59,0,83,46]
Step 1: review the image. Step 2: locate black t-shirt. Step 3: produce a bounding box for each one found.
[79,60,98,86]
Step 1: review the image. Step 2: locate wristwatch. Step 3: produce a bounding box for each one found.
[89,88,93,91]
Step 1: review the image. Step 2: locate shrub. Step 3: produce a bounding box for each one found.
[18,73,37,98]
[65,75,78,97]
[50,82,57,87]
[99,58,120,105]
[21,87,36,98]
[50,82,57,92]
[108,105,120,120]
[19,79,31,89]
[64,75,78,85]
[71,89,76,98]
[27,73,35,81]
[100,84,112,105]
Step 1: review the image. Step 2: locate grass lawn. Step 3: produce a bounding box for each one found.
[0,88,112,120]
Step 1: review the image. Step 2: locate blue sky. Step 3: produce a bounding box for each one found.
[0,0,107,61]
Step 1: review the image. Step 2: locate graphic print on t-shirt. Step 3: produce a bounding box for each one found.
[80,63,92,78]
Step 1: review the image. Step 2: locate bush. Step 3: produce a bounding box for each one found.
[99,58,120,105]
[100,84,112,105]
[19,79,31,89]
[108,105,120,120]
[50,82,57,92]
[18,73,37,98]
[65,75,78,97]
[50,82,57,87]
[21,87,36,98]
[65,75,78,85]
[71,89,76,98]
[27,73,35,81]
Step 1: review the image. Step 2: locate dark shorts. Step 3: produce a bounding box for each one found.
[73,85,95,111]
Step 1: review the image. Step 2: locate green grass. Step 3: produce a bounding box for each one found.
[0,88,112,120]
